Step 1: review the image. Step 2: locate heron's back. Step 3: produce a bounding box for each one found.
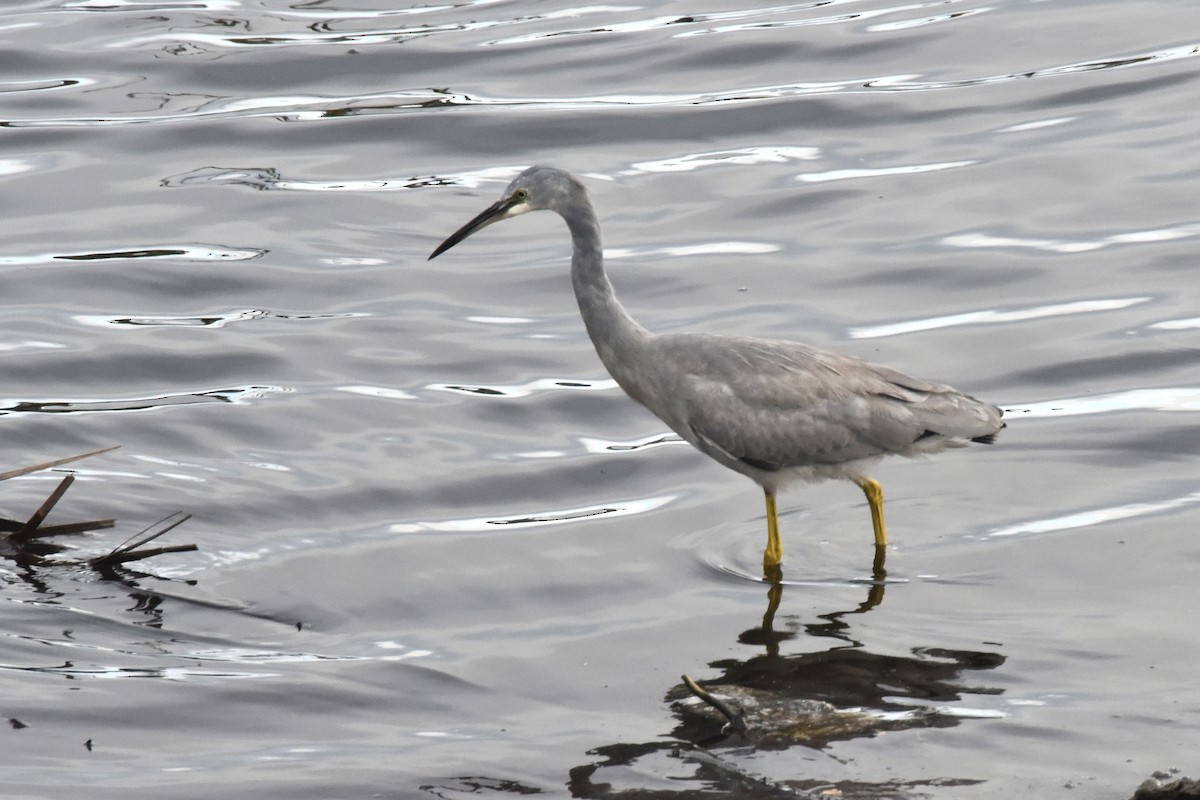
[616,332,1002,478]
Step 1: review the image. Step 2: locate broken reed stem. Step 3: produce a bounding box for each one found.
[0,446,120,483]
[16,475,75,540]
[16,519,117,540]
[106,512,191,558]
[91,543,199,568]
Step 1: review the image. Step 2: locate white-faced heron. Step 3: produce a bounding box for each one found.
[429,166,1003,572]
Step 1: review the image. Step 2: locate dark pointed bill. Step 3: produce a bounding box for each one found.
[428,197,515,260]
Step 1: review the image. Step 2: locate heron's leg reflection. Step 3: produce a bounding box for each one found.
[863,543,888,611]
[762,489,783,569]
[854,477,887,548]
[762,563,783,623]
[755,562,788,657]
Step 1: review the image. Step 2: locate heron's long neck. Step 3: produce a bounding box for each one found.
[562,197,652,395]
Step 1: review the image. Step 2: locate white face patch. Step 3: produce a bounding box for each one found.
[503,199,532,218]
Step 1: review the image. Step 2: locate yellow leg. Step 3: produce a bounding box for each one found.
[855,477,887,548]
[763,489,783,568]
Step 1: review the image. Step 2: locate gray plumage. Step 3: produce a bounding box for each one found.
[429,166,1003,570]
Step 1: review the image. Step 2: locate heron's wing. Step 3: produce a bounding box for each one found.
[659,335,1001,470]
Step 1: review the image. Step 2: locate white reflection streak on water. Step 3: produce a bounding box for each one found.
[995,116,1075,133]
[106,2,616,50]
[427,377,618,398]
[73,310,368,329]
[867,4,994,32]
[1006,387,1200,418]
[850,297,1150,339]
[513,432,683,460]
[338,385,419,401]
[187,646,432,664]
[74,309,269,328]
[0,340,64,353]
[0,385,284,415]
[274,1,504,20]
[389,495,674,533]
[622,146,821,174]
[64,0,502,16]
[63,0,244,9]
[169,165,525,192]
[606,242,779,260]
[491,0,976,44]
[0,158,36,175]
[0,245,264,265]
[578,433,683,454]
[799,160,975,183]
[943,222,1200,254]
[0,636,426,674]
[1150,317,1200,330]
[466,315,533,324]
[38,666,271,681]
[177,154,802,194]
[988,488,1200,538]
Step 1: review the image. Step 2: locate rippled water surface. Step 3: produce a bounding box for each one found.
[2,1,1199,798]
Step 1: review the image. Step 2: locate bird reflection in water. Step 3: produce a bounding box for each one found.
[749,545,887,660]
[565,571,1004,798]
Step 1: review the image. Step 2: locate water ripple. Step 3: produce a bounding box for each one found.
[620,146,820,174]
[428,377,618,399]
[488,1,977,45]
[942,222,1200,254]
[389,494,674,534]
[0,78,93,94]
[0,244,265,266]
[1150,317,1200,331]
[850,297,1151,339]
[5,41,1196,128]
[0,663,271,681]
[0,340,66,354]
[0,385,284,417]
[161,164,523,192]
[512,432,684,461]
[336,385,419,401]
[73,309,366,329]
[988,487,1200,538]
[606,242,779,260]
[579,433,683,455]
[1005,387,1200,419]
[799,159,975,183]
[99,3,625,52]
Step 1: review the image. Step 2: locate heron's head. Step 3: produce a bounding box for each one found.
[428,166,580,260]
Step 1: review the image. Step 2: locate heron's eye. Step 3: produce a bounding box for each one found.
[513,189,529,202]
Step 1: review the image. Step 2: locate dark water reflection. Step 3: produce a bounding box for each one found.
[3,1,1200,798]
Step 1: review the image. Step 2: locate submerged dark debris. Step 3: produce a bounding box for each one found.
[1134,774,1200,800]
[1,447,197,571]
